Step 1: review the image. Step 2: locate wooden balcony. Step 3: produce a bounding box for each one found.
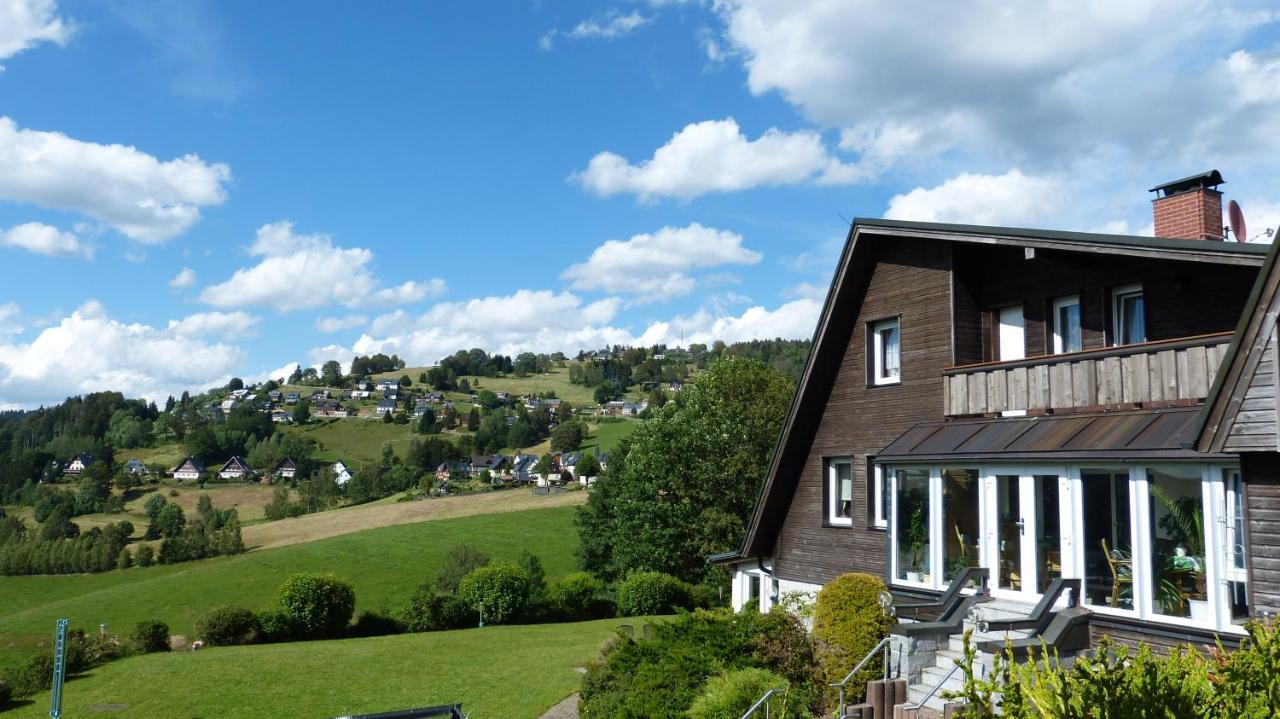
[943,333,1233,417]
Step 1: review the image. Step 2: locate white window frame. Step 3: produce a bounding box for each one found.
[872,463,888,529]
[1051,295,1081,354]
[828,458,854,526]
[1112,284,1145,346]
[871,317,901,385]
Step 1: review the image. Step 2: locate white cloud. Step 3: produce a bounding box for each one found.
[315,314,367,333]
[246,361,299,386]
[165,310,258,340]
[884,170,1064,226]
[168,267,197,289]
[541,9,651,50]
[339,288,819,369]
[0,302,21,336]
[711,0,1280,182]
[562,223,761,301]
[0,0,71,68]
[0,301,245,408]
[1,222,91,259]
[569,10,650,39]
[0,117,230,243]
[199,221,446,311]
[573,118,862,200]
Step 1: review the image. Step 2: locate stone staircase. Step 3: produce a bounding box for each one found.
[903,599,1035,712]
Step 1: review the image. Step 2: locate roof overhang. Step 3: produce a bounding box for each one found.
[877,407,1235,464]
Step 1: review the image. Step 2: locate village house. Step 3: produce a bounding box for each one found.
[63,453,96,476]
[172,457,207,482]
[413,401,433,417]
[469,454,508,477]
[376,378,399,391]
[350,390,372,399]
[435,460,469,482]
[511,453,538,483]
[424,391,445,403]
[331,461,352,486]
[124,458,147,476]
[272,457,297,480]
[218,456,254,480]
[285,392,300,405]
[220,398,238,414]
[713,171,1276,705]
[376,398,397,416]
[271,409,292,423]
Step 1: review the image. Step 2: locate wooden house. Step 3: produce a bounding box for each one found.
[713,172,1275,704]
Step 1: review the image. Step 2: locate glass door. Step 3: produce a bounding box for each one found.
[986,470,1066,602]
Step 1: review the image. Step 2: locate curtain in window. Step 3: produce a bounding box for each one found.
[1122,295,1145,344]
[882,326,900,378]
[1059,304,1081,352]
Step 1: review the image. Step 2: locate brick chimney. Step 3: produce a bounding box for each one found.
[1149,170,1225,240]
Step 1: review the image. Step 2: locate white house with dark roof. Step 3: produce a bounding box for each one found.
[172,457,206,481]
[218,456,254,480]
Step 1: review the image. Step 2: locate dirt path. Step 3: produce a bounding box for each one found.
[240,489,588,550]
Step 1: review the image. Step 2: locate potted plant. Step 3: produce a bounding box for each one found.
[901,488,929,582]
[1151,486,1207,619]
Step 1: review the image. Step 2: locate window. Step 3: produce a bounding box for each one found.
[895,468,931,583]
[871,318,901,385]
[1224,469,1249,624]
[828,459,853,525]
[872,463,888,529]
[1052,295,1082,353]
[1112,284,1145,345]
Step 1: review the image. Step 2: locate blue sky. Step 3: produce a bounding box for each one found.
[1,0,1279,408]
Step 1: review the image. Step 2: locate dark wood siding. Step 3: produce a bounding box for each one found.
[1088,615,1242,653]
[1224,326,1279,452]
[1242,453,1280,617]
[953,246,1257,362]
[772,237,953,584]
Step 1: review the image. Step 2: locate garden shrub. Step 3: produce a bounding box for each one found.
[349,610,405,638]
[195,606,259,646]
[276,572,356,639]
[130,620,170,654]
[402,589,478,632]
[3,653,53,698]
[434,543,489,593]
[456,561,531,625]
[812,573,892,704]
[549,571,613,620]
[1206,619,1280,717]
[580,608,821,719]
[687,667,799,719]
[615,570,693,616]
[691,582,726,609]
[255,609,299,644]
[751,608,821,702]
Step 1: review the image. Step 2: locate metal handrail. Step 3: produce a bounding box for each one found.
[739,687,786,719]
[903,662,964,713]
[829,637,897,712]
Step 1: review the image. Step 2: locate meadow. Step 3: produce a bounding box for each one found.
[7,618,652,719]
[0,503,581,669]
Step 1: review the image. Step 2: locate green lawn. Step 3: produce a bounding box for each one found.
[582,419,640,454]
[9,618,650,719]
[282,418,419,464]
[0,505,581,669]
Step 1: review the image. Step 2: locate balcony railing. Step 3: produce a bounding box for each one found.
[942,332,1232,417]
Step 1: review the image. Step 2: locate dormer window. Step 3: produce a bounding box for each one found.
[1112,284,1145,346]
[871,318,900,385]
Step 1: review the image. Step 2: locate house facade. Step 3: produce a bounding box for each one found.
[218,456,254,480]
[64,453,96,476]
[173,457,207,481]
[720,172,1272,654]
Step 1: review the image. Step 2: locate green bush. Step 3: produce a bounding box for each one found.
[4,653,53,698]
[434,543,490,593]
[456,561,531,625]
[348,610,405,638]
[403,588,478,632]
[255,609,299,644]
[130,620,170,654]
[195,606,259,646]
[812,573,892,705]
[0,678,11,709]
[549,571,613,620]
[687,667,799,719]
[276,572,356,639]
[1206,619,1280,717]
[580,608,822,719]
[615,570,693,616]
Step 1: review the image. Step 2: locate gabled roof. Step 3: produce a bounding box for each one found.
[1195,237,1280,451]
[737,217,1265,560]
[272,456,296,471]
[174,457,206,473]
[220,456,253,473]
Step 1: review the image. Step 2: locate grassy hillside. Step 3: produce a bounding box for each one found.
[8,618,647,719]
[281,417,419,464]
[3,482,281,536]
[0,504,581,669]
[376,364,647,405]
